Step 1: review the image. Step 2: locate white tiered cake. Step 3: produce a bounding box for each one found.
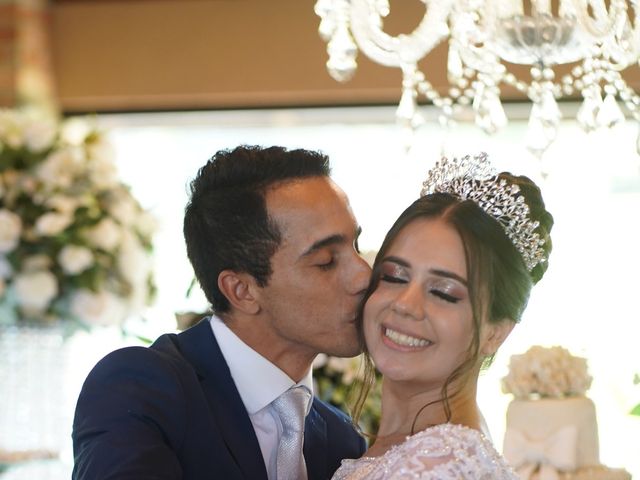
[501,346,630,480]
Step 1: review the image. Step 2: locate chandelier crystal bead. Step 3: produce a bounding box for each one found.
[315,0,640,158]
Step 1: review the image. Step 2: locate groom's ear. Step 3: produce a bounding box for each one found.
[217,270,260,315]
[480,319,515,356]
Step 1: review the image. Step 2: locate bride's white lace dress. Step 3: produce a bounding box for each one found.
[332,423,519,480]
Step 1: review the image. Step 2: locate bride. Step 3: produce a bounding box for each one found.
[333,153,554,479]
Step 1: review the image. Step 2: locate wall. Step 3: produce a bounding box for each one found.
[51,0,412,112]
[44,0,640,113]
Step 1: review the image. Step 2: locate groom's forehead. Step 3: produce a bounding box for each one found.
[267,183,357,258]
[267,177,351,224]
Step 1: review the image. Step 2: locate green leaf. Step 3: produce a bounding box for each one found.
[186,277,198,298]
[631,403,640,416]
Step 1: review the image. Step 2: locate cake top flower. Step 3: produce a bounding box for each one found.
[502,345,592,399]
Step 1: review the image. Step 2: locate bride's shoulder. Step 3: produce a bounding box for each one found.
[397,423,487,456]
[409,423,486,446]
[399,424,517,477]
[332,424,518,480]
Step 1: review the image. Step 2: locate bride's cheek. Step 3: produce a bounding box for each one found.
[363,310,378,347]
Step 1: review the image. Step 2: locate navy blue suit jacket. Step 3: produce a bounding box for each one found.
[72,319,366,479]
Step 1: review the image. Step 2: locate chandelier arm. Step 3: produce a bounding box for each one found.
[629,0,640,61]
[532,0,553,14]
[571,0,625,38]
[604,0,640,69]
[348,0,454,68]
[448,5,504,76]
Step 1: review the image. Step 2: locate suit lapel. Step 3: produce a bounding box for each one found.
[304,401,328,480]
[177,320,268,480]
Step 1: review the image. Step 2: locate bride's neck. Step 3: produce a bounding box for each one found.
[365,382,482,457]
[376,377,481,439]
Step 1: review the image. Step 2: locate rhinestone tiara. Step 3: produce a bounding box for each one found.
[420,152,546,272]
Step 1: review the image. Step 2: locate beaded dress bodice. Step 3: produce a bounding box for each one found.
[332,423,518,480]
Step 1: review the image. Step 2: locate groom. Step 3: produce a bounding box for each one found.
[72,145,371,479]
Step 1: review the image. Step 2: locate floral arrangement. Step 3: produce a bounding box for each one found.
[0,109,156,329]
[501,345,592,399]
[313,353,382,435]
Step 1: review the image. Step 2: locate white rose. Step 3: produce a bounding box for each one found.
[36,147,83,189]
[127,282,150,312]
[23,117,57,152]
[89,160,119,190]
[58,245,94,275]
[118,231,151,284]
[14,270,58,312]
[118,231,153,310]
[502,346,593,398]
[23,254,53,271]
[0,209,22,253]
[0,255,12,278]
[60,117,92,145]
[136,211,159,238]
[109,194,137,226]
[87,138,119,190]
[35,211,73,236]
[70,289,127,327]
[45,194,79,214]
[0,110,25,148]
[87,134,114,162]
[20,176,37,195]
[2,170,19,189]
[84,217,121,251]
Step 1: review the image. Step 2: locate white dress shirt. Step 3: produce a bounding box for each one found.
[209,316,313,480]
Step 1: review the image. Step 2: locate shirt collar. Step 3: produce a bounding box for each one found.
[209,315,314,415]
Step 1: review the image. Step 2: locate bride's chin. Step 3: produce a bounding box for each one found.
[371,356,410,380]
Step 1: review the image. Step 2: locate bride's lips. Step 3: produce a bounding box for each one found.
[380,325,433,352]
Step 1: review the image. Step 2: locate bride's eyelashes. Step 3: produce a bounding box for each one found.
[380,273,407,284]
[379,261,409,284]
[429,277,466,304]
[378,262,464,304]
[430,289,460,303]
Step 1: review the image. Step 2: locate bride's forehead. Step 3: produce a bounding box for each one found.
[391,218,463,249]
[386,219,467,271]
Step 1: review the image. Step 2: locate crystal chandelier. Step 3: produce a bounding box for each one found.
[314,0,640,158]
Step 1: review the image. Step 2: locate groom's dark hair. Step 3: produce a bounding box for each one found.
[183,145,331,313]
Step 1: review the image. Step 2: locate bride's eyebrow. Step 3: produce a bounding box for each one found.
[382,257,467,285]
[429,268,468,286]
[381,256,409,268]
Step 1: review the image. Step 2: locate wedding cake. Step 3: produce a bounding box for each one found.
[501,346,630,480]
